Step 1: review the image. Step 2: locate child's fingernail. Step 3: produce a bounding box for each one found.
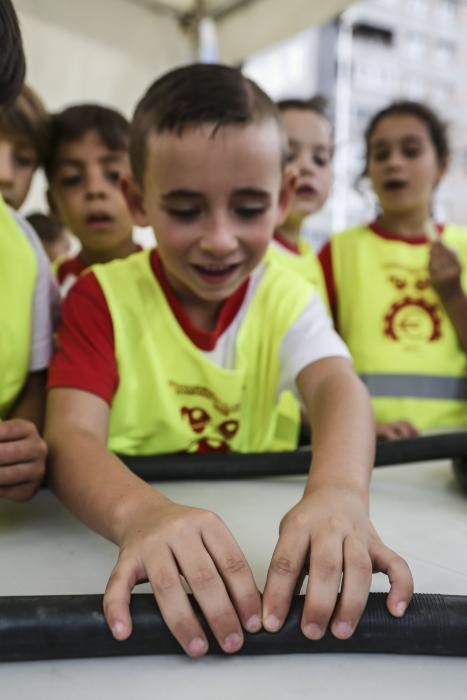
[303,623,323,640]
[264,614,282,632]
[188,637,207,656]
[112,621,126,639]
[246,614,261,632]
[223,633,242,653]
[334,621,353,638]
[395,601,407,616]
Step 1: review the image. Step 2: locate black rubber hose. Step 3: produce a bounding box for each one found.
[118,432,467,481]
[1,593,466,661]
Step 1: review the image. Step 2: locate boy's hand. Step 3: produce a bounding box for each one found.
[0,419,47,501]
[376,420,419,441]
[262,487,413,640]
[429,241,463,300]
[103,500,262,657]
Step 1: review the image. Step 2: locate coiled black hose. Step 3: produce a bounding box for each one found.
[1,593,466,661]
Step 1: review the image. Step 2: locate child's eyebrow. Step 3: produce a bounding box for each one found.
[232,188,271,200]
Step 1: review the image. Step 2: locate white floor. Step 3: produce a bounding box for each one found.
[1,459,466,699]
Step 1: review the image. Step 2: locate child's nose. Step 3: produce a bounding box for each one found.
[85,168,107,198]
[201,220,238,254]
[0,142,14,186]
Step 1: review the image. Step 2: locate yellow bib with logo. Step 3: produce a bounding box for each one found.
[331,224,467,430]
[93,251,311,455]
[0,197,37,418]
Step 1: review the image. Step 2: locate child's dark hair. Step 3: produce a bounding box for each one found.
[0,0,26,106]
[364,100,449,174]
[26,212,65,245]
[44,104,129,180]
[276,95,330,121]
[0,84,49,164]
[130,63,285,186]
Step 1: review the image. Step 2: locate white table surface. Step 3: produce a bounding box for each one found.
[1,459,466,699]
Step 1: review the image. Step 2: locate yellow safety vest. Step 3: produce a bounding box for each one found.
[0,197,37,418]
[267,238,329,310]
[266,238,329,448]
[331,224,467,430]
[94,250,312,455]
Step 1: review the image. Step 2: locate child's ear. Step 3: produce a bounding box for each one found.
[275,167,297,227]
[121,174,149,227]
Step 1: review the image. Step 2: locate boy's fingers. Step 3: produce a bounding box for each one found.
[300,533,344,639]
[146,550,209,657]
[202,520,262,633]
[103,555,142,641]
[330,536,372,639]
[0,461,45,487]
[0,480,42,501]
[0,434,47,467]
[262,529,309,632]
[0,419,40,441]
[372,543,414,617]
[172,538,244,654]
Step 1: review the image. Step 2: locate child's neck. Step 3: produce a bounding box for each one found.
[275,225,301,247]
[376,211,433,239]
[79,239,139,266]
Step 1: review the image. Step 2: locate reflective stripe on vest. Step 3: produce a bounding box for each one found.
[94,252,312,455]
[360,373,467,400]
[0,197,36,418]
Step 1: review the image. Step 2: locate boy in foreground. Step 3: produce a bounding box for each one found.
[45,64,413,657]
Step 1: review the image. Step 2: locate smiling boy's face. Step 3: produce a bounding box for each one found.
[126,120,293,312]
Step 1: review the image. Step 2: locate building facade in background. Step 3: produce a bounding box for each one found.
[244,0,467,249]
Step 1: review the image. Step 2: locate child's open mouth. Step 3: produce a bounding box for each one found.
[192,262,241,284]
[384,179,408,191]
[296,184,317,197]
[86,213,114,229]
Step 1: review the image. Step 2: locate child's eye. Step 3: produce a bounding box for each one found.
[59,174,82,187]
[402,146,421,158]
[313,154,330,167]
[235,206,266,220]
[106,170,121,184]
[286,149,299,163]
[372,149,389,162]
[166,208,200,221]
[14,153,35,169]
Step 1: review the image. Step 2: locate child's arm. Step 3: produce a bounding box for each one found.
[0,371,48,501]
[429,240,467,352]
[45,387,262,657]
[262,357,413,639]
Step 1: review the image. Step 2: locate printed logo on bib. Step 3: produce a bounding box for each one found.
[170,382,241,453]
[382,263,442,348]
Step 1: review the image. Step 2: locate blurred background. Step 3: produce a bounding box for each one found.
[13,0,467,249]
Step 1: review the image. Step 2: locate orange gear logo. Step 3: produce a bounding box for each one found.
[384,297,441,343]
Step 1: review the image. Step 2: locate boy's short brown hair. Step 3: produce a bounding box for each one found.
[44,104,129,181]
[130,63,286,186]
[0,84,49,164]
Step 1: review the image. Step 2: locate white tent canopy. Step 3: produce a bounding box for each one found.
[124,0,358,64]
[15,0,357,112]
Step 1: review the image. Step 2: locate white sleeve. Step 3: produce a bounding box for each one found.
[278,292,351,397]
[10,209,61,372]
